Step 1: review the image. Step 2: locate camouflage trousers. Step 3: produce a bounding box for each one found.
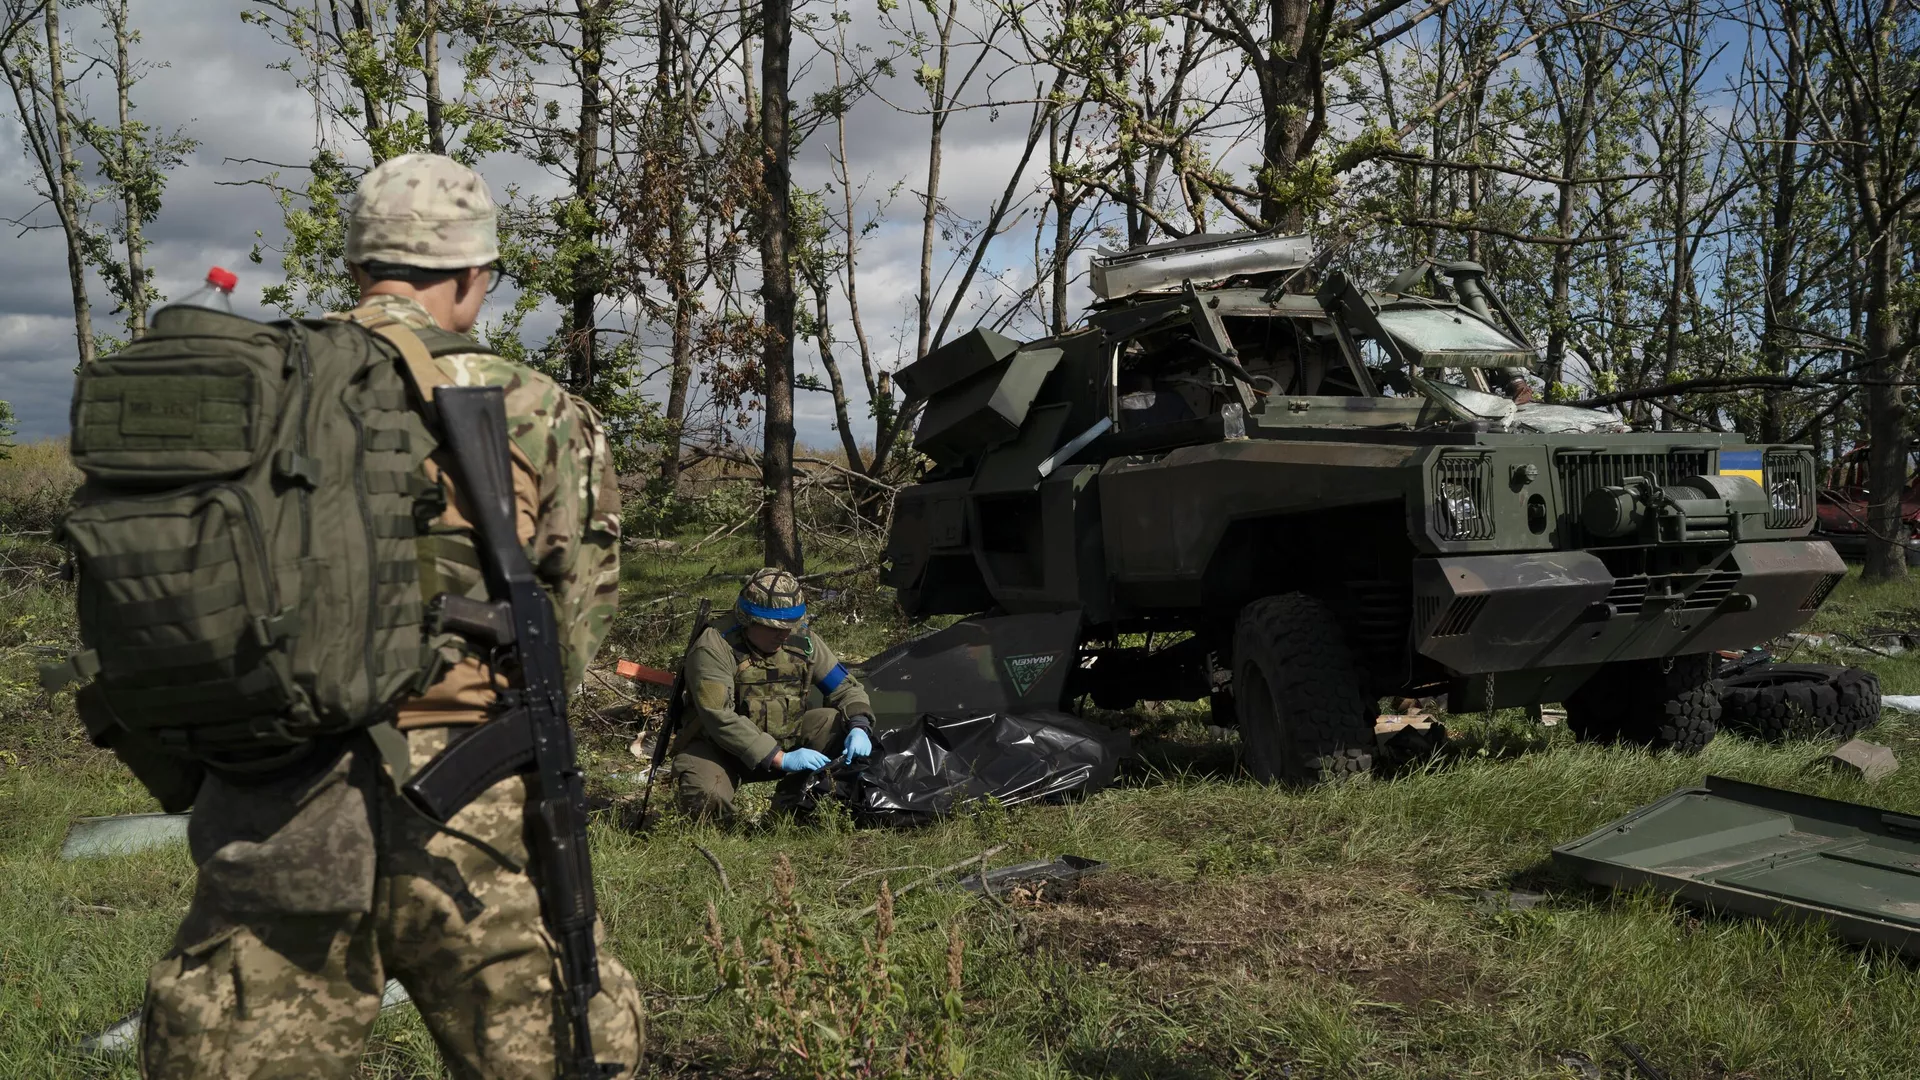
[141,726,646,1079]
[671,707,848,822]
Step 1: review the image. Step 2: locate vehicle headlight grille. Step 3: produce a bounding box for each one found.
[1432,453,1494,541]
[1763,449,1815,529]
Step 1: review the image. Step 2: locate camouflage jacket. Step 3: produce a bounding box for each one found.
[351,295,622,727]
[680,611,872,767]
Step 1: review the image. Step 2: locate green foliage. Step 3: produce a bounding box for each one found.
[0,400,13,458]
[0,440,80,534]
[705,855,964,1079]
[75,94,198,335]
[251,149,357,318]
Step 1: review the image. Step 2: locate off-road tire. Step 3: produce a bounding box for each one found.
[1564,654,1721,753]
[1232,593,1377,784]
[1720,664,1880,742]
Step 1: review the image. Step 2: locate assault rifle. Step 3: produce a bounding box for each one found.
[402,386,617,1079]
[636,597,712,826]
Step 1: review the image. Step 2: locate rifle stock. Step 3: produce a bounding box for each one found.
[428,387,616,1079]
[637,597,712,823]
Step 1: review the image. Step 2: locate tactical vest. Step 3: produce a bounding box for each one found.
[723,620,816,740]
[48,303,488,772]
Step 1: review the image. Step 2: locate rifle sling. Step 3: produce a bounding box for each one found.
[401,708,537,822]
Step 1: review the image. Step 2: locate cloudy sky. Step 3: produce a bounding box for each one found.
[0,0,1125,448]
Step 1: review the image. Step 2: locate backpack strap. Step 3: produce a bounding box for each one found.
[329,306,457,424]
[410,324,496,360]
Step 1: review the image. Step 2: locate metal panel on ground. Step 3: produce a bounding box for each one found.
[1554,775,1920,957]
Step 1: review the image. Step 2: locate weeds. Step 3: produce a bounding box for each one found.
[705,855,963,1080]
[0,439,79,536]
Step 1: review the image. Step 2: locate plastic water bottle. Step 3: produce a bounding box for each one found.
[168,267,238,315]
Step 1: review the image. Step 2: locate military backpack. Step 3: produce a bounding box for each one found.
[45,303,486,789]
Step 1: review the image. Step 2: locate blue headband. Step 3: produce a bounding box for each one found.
[739,599,805,621]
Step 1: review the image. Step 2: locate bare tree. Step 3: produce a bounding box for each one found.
[81,0,197,342]
[1792,0,1920,579]
[3,0,96,364]
[760,0,801,571]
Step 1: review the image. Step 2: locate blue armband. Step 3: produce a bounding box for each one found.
[818,662,850,693]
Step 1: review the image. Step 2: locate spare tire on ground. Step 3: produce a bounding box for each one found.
[1719,663,1881,742]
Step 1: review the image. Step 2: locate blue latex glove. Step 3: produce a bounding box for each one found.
[778,748,831,773]
[841,727,873,764]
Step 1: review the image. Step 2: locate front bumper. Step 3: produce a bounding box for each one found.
[1411,540,1845,675]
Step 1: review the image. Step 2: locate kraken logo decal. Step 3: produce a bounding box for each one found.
[1003,653,1060,696]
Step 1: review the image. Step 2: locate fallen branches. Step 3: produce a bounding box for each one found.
[853,844,1008,919]
[691,842,732,896]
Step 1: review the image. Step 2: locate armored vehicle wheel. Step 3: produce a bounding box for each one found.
[1719,663,1880,742]
[1232,594,1378,783]
[1564,655,1721,753]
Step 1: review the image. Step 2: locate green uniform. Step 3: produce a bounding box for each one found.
[142,728,645,1079]
[671,611,873,820]
[140,154,643,1078]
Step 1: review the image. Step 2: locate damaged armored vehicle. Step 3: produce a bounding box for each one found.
[880,231,1845,782]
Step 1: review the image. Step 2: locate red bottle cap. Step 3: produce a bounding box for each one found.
[206,267,238,291]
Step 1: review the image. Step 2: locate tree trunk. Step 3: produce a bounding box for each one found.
[1046,93,1078,336]
[1756,1,1804,444]
[655,0,693,493]
[345,0,389,152]
[914,0,955,361]
[568,0,606,392]
[1655,2,1707,418]
[421,0,446,155]
[1862,229,1907,580]
[43,2,93,365]
[827,39,893,499]
[1544,182,1572,392]
[659,252,695,491]
[759,0,801,572]
[108,0,146,338]
[1256,0,1322,229]
[809,279,866,472]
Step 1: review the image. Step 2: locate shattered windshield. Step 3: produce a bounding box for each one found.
[1414,375,1626,433]
[1375,306,1533,365]
[1418,378,1515,421]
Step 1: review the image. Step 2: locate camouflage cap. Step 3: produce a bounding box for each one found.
[737,567,805,629]
[345,153,499,270]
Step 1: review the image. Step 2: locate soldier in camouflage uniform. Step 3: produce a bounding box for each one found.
[141,154,646,1079]
[672,568,876,821]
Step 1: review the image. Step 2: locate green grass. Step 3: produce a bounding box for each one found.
[11,448,1920,1076]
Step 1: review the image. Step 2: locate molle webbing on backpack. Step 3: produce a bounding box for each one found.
[51,304,495,771]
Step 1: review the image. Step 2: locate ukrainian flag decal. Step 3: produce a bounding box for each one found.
[1721,449,1764,485]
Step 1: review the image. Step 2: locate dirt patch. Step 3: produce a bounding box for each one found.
[647,1043,777,1078]
[1020,871,1492,1010]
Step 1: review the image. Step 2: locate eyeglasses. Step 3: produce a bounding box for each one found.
[486,260,507,295]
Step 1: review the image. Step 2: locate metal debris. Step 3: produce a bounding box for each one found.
[1826,739,1900,784]
[79,1011,141,1056]
[61,813,188,859]
[1553,1050,1603,1079]
[1443,883,1551,907]
[956,854,1105,895]
[1882,695,1920,714]
[1556,775,1920,958]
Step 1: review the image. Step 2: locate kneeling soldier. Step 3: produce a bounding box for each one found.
[672,568,874,821]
